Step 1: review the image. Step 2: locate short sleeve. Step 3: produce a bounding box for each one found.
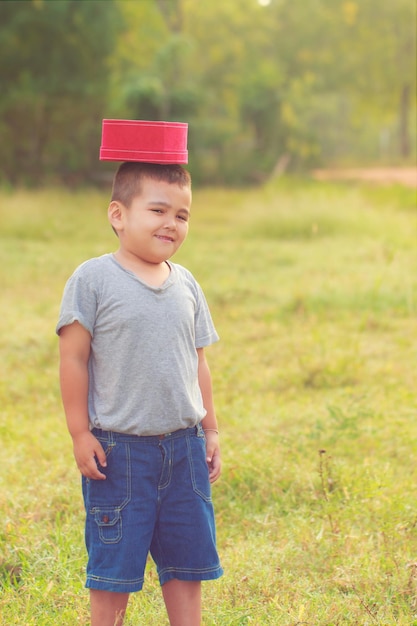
[194,282,219,349]
[56,266,98,336]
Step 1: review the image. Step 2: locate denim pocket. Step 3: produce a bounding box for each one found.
[83,438,131,548]
[93,507,122,544]
[187,435,212,503]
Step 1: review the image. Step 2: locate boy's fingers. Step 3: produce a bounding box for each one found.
[207,452,221,483]
[83,457,106,480]
[73,433,107,479]
[91,442,107,479]
[94,442,107,468]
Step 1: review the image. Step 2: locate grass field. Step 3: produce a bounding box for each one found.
[0,178,416,625]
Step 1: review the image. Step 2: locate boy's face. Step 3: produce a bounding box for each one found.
[111,177,192,265]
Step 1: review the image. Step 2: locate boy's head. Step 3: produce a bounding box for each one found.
[111,162,191,208]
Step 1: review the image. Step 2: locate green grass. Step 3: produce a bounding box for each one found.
[0,179,416,625]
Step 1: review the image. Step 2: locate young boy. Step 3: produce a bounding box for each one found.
[57,162,223,626]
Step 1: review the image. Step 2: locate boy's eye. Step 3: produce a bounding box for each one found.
[177,214,188,222]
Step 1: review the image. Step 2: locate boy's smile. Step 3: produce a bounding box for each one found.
[156,234,175,242]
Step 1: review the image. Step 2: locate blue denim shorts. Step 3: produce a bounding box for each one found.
[82,423,223,592]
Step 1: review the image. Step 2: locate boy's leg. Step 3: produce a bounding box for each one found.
[90,589,130,626]
[162,579,201,626]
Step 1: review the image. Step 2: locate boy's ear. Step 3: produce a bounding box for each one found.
[108,201,124,232]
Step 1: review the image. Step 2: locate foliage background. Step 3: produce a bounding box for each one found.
[0,0,416,186]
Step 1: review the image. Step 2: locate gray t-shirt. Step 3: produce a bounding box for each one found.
[56,254,219,436]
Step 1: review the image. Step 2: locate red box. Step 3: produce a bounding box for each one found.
[99,119,188,163]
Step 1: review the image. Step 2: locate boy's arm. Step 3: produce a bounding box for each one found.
[197,347,221,483]
[59,321,107,480]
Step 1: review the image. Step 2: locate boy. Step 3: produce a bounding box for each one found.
[57,162,223,626]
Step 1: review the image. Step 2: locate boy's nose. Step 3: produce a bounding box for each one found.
[163,216,176,229]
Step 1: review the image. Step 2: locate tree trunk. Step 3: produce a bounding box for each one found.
[399,83,410,158]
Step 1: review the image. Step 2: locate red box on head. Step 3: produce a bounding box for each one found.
[99,119,188,164]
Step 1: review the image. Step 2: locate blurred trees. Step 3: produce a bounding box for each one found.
[0,0,120,185]
[0,0,415,186]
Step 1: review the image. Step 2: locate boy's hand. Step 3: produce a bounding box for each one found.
[205,432,221,483]
[72,431,107,480]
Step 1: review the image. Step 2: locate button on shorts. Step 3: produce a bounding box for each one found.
[82,423,223,592]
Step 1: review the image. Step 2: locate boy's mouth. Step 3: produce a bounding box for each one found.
[155,234,175,242]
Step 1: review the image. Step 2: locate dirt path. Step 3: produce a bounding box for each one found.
[312,167,417,188]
